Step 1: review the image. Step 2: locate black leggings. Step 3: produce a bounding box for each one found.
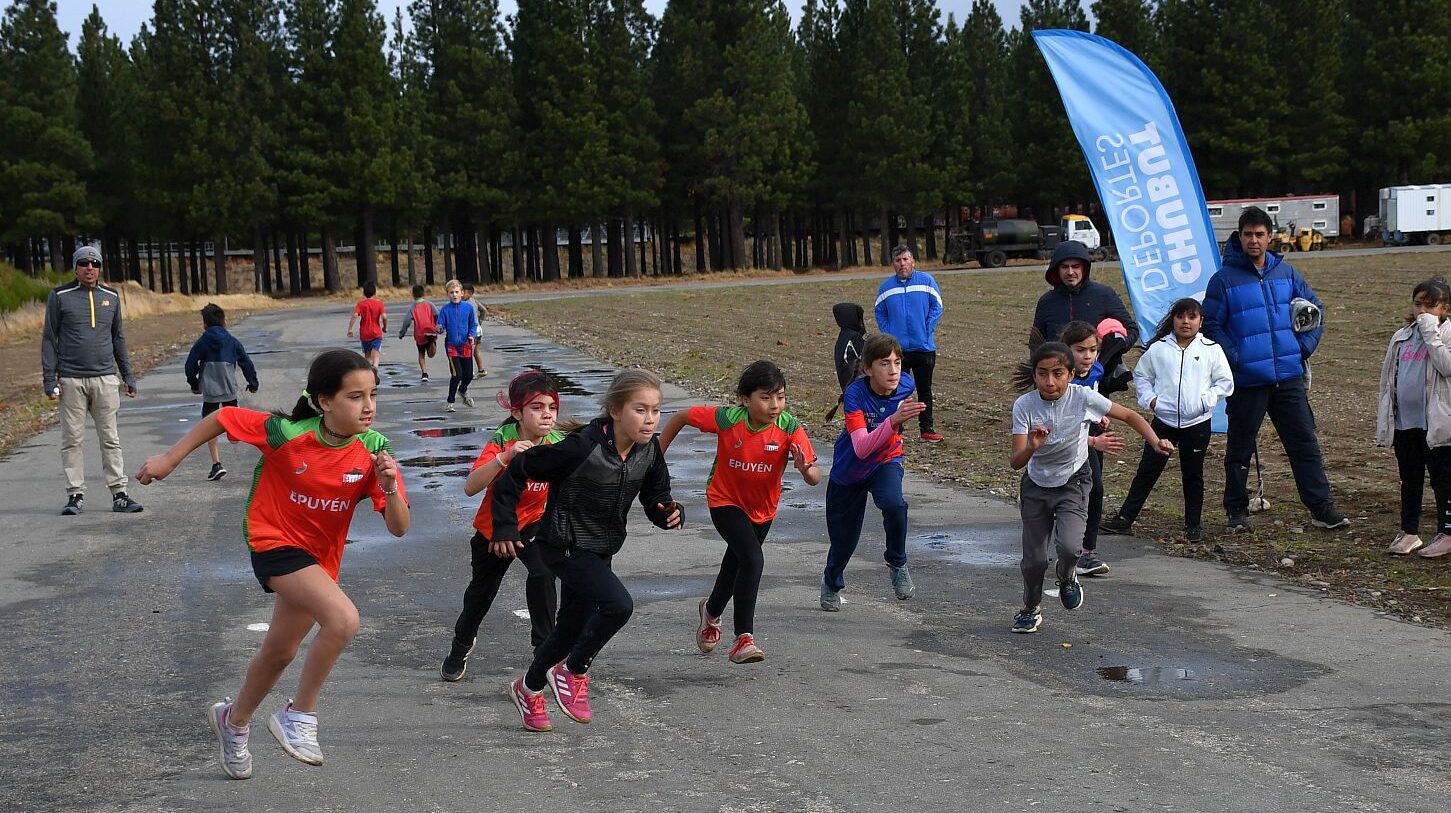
[524,548,632,690]
[1116,418,1212,528]
[901,349,936,432]
[447,351,474,403]
[1393,428,1451,535]
[453,528,557,649]
[705,506,773,636]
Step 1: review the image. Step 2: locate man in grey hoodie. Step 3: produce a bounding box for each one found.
[41,245,143,515]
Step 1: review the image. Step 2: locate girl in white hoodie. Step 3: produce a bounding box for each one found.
[1375,279,1451,558]
[1101,298,1233,543]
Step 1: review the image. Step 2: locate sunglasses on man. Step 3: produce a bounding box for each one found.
[76,260,102,268]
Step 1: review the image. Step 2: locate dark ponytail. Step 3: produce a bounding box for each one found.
[272,349,378,421]
[1011,341,1075,393]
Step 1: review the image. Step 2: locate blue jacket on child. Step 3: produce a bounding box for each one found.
[1202,232,1323,389]
[874,271,943,352]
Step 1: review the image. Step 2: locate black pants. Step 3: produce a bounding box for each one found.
[1224,378,1332,515]
[447,351,474,403]
[524,548,632,690]
[706,506,773,636]
[1117,418,1213,529]
[901,349,936,432]
[453,528,557,649]
[1084,433,1104,552]
[1393,428,1451,535]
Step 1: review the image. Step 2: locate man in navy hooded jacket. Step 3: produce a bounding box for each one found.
[1202,206,1347,532]
[875,246,944,441]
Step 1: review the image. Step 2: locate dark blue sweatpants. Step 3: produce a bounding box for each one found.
[823,464,908,592]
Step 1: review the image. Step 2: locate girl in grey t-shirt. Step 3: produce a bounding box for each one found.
[1008,342,1174,634]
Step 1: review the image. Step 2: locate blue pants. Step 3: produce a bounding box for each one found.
[1224,377,1332,515]
[823,465,908,592]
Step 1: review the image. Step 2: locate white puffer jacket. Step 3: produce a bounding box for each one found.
[1133,334,1235,429]
[1375,313,1451,448]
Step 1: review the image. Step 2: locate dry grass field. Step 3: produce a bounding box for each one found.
[497,252,1451,625]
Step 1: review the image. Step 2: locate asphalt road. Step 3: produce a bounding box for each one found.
[1,305,1447,812]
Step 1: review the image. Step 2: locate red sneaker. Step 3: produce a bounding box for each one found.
[696,597,722,653]
[508,678,552,732]
[727,633,765,664]
[920,431,944,443]
[547,662,593,724]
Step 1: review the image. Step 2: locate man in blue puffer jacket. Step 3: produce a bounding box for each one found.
[1202,206,1347,533]
[875,245,944,441]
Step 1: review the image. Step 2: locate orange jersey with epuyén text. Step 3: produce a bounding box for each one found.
[686,405,814,524]
[471,423,565,538]
[218,407,405,580]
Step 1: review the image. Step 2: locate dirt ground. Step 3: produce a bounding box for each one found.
[497,253,1451,626]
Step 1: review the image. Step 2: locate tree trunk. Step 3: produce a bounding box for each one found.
[623,206,639,278]
[145,235,156,291]
[491,224,503,282]
[605,217,621,277]
[389,226,401,287]
[540,220,559,281]
[638,215,648,276]
[511,226,524,283]
[878,207,890,266]
[286,230,302,296]
[650,216,662,276]
[693,199,706,273]
[672,220,684,276]
[926,210,940,259]
[160,241,171,293]
[442,230,454,280]
[567,225,583,278]
[423,226,435,285]
[298,229,311,290]
[704,207,720,272]
[406,231,417,286]
[271,232,283,293]
[48,236,63,274]
[253,230,268,292]
[590,222,604,277]
[321,226,341,293]
[905,214,918,261]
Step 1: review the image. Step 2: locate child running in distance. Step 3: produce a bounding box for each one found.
[463,283,488,378]
[136,349,410,778]
[495,369,683,732]
[820,335,927,612]
[1376,279,1451,558]
[438,280,479,412]
[1102,298,1233,545]
[347,281,387,367]
[659,360,821,664]
[1010,342,1171,634]
[1058,320,1119,577]
[441,372,566,682]
[184,303,259,482]
[397,284,440,382]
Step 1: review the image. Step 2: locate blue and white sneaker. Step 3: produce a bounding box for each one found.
[1058,577,1085,611]
[267,700,322,765]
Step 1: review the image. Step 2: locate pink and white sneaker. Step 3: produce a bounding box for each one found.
[547,662,593,724]
[696,597,722,653]
[509,678,553,732]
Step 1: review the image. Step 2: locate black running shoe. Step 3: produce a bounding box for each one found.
[207,462,227,481]
[441,637,475,682]
[1184,524,1203,543]
[1227,514,1250,533]
[111,492,143,513]
[1099,514,1133,535]
[1310,507,1349,530]
[62,494,84,516]
[1011,606,1042,634]
[1058,577,1085,611]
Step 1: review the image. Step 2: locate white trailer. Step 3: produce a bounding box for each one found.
[1206,194,1340,244]
[1378,184,1451,245]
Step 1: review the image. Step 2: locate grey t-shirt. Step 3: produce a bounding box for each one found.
[1012,385,1113,488]
[1396,330,1429,431]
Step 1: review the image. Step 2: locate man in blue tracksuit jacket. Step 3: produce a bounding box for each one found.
[875,245,944,441]
[1202,206,1347,532]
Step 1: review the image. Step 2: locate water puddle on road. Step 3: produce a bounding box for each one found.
[519,363,616,398]
[398,454,477,469]
[915,531,1019,567]
[412,426,485,438]
[1097,666,1196,684]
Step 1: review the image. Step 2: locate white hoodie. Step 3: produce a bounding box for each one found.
[1133,333,1234,428]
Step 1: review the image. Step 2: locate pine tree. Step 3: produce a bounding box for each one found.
[1275,0,1348,194]
[1090,0,1154,59]
[948,0,1013,211]
[76,7,141,278]
[0,0,94,271]
[276,0,340,293]
[1008,0,1091,217]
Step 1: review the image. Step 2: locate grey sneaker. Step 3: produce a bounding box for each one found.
[1227,513,1250,533]
[62,494,83,515]
[461,393,475,408]
[267,700,322,765]
[207,698,253,780]
[819,581,842,612]
[1075,554,1110,577]
[111,492,143,513]
[445,402,456,412]
[889,565,915,600]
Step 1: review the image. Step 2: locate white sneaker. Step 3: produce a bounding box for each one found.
[207,698,253,779]
[267,700,323,765]
[462,393,475,408]
[445,402,456,412]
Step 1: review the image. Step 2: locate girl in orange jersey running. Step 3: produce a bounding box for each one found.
[659,360,821,663]
[136,349,411,779]
[440,371,565,682]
